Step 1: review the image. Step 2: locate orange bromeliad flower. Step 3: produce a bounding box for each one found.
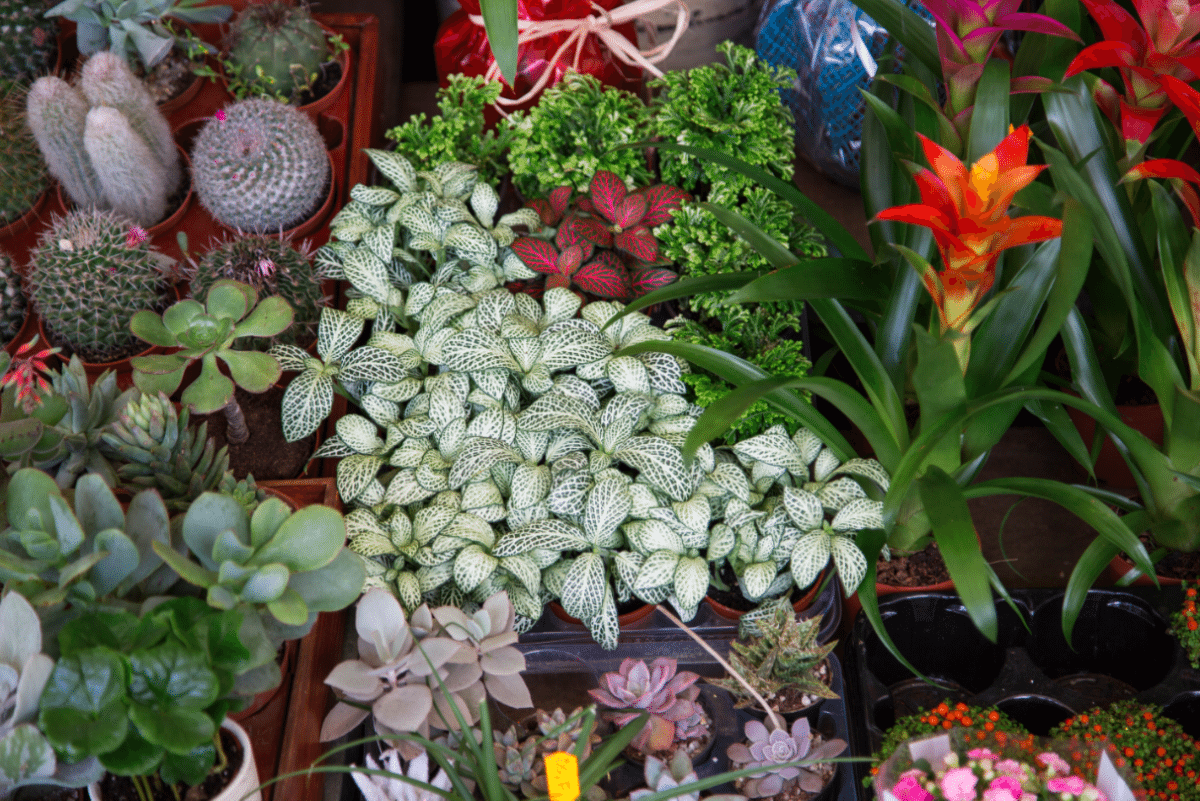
[874,125,1062,365]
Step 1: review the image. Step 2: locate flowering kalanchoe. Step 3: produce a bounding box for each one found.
[1171,582,1200,669]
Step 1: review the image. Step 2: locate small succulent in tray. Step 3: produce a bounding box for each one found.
[0,0,57,82]
[493,707,606,799]
[709,604,837,713]
[351,749,454,801]
[0,251,28,346]
[0,79,49,228]
[588,657,705,757]
[221,0,340,104]
[727,718,847,799]
[630,750,745,801]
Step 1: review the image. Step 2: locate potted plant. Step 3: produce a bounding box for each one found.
[0,80,50,240]
[726,717,847,800]
[1170,582,1200,670]
[0,253,30,353]
[0,2,58,83]
[588,657,710,762]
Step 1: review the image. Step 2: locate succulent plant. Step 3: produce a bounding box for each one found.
[25,52,180,227]
[189,234,327,349]
[630,750,745,801]
[0,590,55,796]
[0,251,28,346]
[44,0,229,69]
[588,657,704,756]
[0,79,49,227]
[709,603,838,710]
[28,208,175,363]
[493,725,540,796]
[493,706,606,800]
[351,749,454,801]
[321,589,532,759]
[191,97,329,232]
[0,0,56,81]
[726,718,847,798]
[223,1,330,103]
[130,279,293,443]
[100,389,264,512]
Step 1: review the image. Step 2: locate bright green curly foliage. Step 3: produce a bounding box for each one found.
[386,74,512,187]
[507,71,651,199]
[650,41,796,195]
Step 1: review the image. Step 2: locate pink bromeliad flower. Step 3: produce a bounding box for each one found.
[1065,0,1200,145]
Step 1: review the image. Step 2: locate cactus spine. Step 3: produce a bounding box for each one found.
[0,79,49,225]
[0,0,57,81]
[0,251,27,345]
[190,235,326,349]
[25,52,179,227]
[226,1,329,102]
[191,98,329,232]
[28,208,174,362]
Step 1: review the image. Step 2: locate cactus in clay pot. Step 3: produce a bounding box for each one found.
[24,52,180,227]
[191,97,329,232]
[588,657,705,756]
[0,0,56,82]
[189,234,326,349]
[223,1,331,103]
[0,80,49,227]
[129,279,293,444]
[27,208,175,363]
[0,251,28,346]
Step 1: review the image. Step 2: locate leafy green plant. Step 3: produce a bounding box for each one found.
[36,597,254,789]
[130,279,293,443]
[217,1,338,103]
[386,74,513,186]
[506,71,651,199]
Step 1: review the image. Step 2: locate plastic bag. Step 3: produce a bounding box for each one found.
[755,0,929,188]
[434,0,643,121]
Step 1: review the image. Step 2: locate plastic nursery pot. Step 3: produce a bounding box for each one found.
[87,718,262,801]
[744,656,839,730]
[549,600,656,628]
[55,143,195,238]
[0,187,51,243]
[209,149,336,241]
[842,544,957,638]
[703,567,830,621]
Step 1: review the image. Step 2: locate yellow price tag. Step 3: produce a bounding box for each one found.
[544,751,580,801]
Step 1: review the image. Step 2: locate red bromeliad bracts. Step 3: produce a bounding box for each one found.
[874,125,1063,369]
[1066,0,1200,148]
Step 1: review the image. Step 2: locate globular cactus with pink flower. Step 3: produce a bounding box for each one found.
[587,657,706,755]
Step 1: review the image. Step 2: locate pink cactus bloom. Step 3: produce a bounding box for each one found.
[215,109,227,121]
[125,226,148,248]
[892,775,934,801]
[938,767,979,801]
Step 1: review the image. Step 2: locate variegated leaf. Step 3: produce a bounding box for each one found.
[740,561,778,601]
[831,498,884,532]
[417,560,454,593]
[511,237,560,276]
[494,520,589,556]
[590,584,620,651]
[789,530,832,590]
[318,307,366,362]
[813,448,841,482]
[448,438,523,488]
[615,436,691,501]
[834,458,892,492]
[349,530,397,557]
[271,343,311,372]
[337,415,384,454]
[453,546,497,592]
[415,505,456,543]
[792,428,824,466]
[371,378,422,403]
[636,183,690,226]
[281,369,334,442]
[623,519,684,554]
[342,248,392,302]
[383,470,436,507]
[830,535,868,596]
[584,477,633,547]
[816,477,866,511]
[673,556,709,611]
[360,394,400,428]
[547,470,592,516]
[541,287,582,325]
[469,181,499,226]
[560,553,606,621]
[605,356,651,395]
[574,252,631,299]
[613,550,644,591]
[641,351,688,395]
[365,150,416,192]
[312,435,354,460]
[540,328,611,371]
[708,463,751,502]
[395,571,423,612]
[614,226,657,262]
[708,523,736,561]
[444,512,495,548]
[499,554,540,596]
[337,454,385,503]
[587,171,626,223]
[518,394,600,439]
[782,486,824,531]
[442,329,519,373]
[733,431,806,472]
[634,550,679,590]
[445,222,498,265]
[510,464,550,511]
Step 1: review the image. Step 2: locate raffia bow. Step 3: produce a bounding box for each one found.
[467,0,690,112]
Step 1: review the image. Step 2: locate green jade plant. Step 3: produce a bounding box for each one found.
[129,279,293,444]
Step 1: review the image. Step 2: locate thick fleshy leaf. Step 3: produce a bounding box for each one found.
[372,684,434,733]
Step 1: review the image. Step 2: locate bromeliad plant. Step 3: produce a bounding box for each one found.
[130,279,293,444]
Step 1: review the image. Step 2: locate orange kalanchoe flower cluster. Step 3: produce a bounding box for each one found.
[1171,582,1200,669]
[874,125,1062,367]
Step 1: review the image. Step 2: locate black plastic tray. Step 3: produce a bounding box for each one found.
[843,588,1200,797]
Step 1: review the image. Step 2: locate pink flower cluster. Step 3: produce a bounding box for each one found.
[887,747,1111,801]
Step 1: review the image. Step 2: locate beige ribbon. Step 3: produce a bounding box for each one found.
[467,0,690,111]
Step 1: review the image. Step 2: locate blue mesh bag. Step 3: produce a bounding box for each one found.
[756,0,931,188]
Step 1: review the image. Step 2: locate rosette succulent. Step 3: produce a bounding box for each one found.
[630,750,745,801]
[727,718,847,798]
[588,657,704,756]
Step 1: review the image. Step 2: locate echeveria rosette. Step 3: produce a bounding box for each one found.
[873,125,1063,371]
[727,718,847,798]
[1065,0,1200,148]
[587,657,704,756]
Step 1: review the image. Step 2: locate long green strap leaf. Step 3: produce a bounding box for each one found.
[846,0,940,77]
[968,59,1011,164]
[855,527,929,680]
[477,0,519,85]
[606,271,762,329]
[728,257,888,304]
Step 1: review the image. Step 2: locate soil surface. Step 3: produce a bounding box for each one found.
[193,384,314,480]
[136,47,198,106]
[875,543,952,587]
[98,727,242,801]
[294,59,342,107]
[1124,533,1200,580]
[707,563,817,612]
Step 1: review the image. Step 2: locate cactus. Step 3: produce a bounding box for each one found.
[0,79,49,226]
[28,208,174,363]
[25,52,179,227]
[191,98,329,232]
[225,1,329,102]
[0,0,57,81]
[189,235,326,349]
[0,251,27,345]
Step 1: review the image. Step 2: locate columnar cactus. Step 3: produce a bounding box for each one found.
[24,52,179,227]
[225,1,330,102]
[191,98,329,232]
[0,0,57,81]
[190,235,326,349]
[0,251,27,345]
[27,208,174,362]
[0,79,49,226]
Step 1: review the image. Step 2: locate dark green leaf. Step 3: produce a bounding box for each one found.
[477,0,519,85]
[728,258,887,304]
[968,59,1011,164]
[845,0,939,76]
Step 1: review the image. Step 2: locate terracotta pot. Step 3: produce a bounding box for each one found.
[55,142,194,236]
[87,718,261,801]
[548,600,655,627]
[229,638,299,722]
[0,188,51,243]
[841,547,957,636]
[1104,552,1196,587]
[157,68,204,116]
[259,477,338,510]
[1065,399,1163,489]
[2,309,40,357]
[703,568,829,621]
[297,39,351,119]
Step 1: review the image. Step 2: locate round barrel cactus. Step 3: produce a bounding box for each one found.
[0,79,48,226]
[191,97,329,232]
[0,250,27,345]
[28,208,174,362]
[0,0,57,81]
[190,234,326,349]
[225,1,329,102]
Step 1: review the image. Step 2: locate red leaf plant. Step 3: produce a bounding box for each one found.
[511,170,690,301]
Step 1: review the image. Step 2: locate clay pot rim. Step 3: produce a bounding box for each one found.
[548,599,655,627]
[54,141,194,235]
[0,187,52,242]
